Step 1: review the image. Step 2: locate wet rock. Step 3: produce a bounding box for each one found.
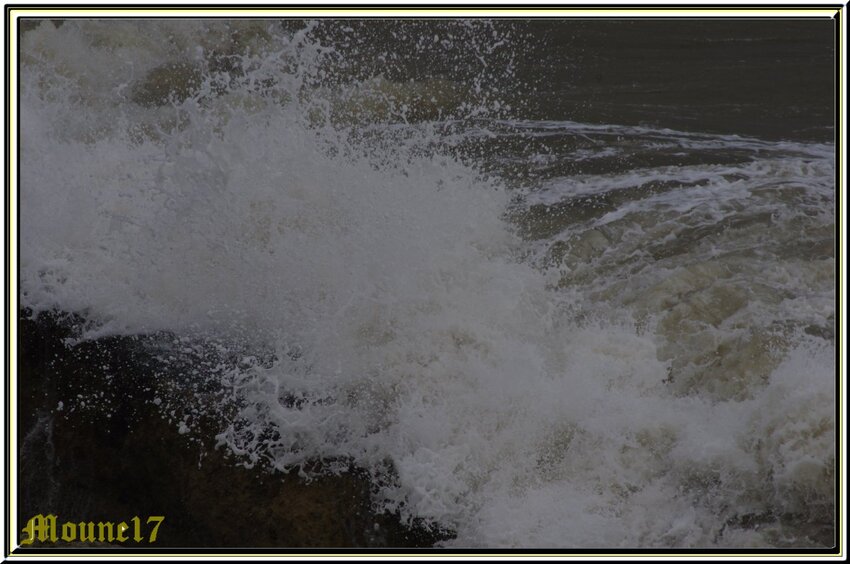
[19,19,63,34]
[130,62,203,108]
[332,77,468,125]
[18,309,453,548]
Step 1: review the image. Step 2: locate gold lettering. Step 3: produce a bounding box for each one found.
[60,522,76,542]
[146,516,164,543]
[131,516,142,542]
[20,514,57,544]
[78,522,96,543]
[116,521,129,542]
[20,515,164,544]
[97,522,115,542]
[20,517,34,546]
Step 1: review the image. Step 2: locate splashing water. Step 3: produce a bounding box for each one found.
[20,20,835,547]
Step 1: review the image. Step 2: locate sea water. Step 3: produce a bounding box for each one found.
[19,19,835,548]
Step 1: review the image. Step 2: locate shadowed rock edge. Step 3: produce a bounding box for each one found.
[18,308,455,548]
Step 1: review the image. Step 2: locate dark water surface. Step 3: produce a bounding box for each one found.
[300,18,835,140]
[515,20,835,141]
[19,17,837,549]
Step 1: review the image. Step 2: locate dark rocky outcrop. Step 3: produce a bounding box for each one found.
[18,309,453,549]
[130,62,204,108]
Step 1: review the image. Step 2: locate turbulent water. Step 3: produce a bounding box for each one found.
[19,19,836,548]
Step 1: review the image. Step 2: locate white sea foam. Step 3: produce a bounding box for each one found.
[20,20,835,547]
